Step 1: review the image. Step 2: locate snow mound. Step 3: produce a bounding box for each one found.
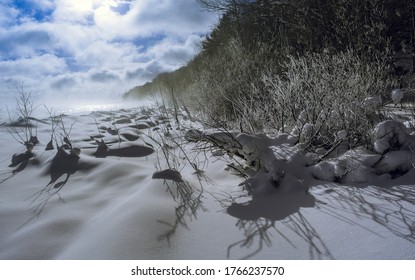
[373,120,415,154]
[375,150,414,177]
[310,147,381,183]
[227,133,309,194]
[310,161,336,181]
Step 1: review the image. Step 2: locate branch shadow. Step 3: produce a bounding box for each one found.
[224,185,335,259]
[315,181,415,245]
[20,147,99,229]
[157,179,206,243]
[0,147,36,185]
[224,174,415,260]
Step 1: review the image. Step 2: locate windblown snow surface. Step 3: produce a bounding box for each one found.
[0,106,414,260]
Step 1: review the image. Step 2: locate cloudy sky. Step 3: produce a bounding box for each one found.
[0,0,218,106]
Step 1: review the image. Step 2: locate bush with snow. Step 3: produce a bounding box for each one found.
[374,150,414,176]
[310,161,336,181]
[310,147,382,183]
[261,50,394,149]
[372,120,415,154]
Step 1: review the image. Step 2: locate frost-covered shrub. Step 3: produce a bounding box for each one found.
[192,38,279,133]
[192,39,255,124]
[262,50,396,148]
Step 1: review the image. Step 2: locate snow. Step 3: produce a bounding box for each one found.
[301,123,314,140]
[0,105,415,260]
[373,120,415,154]
[337,130,348,141]
[391,89,404,105]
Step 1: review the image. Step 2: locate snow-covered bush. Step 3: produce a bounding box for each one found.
[6,85,39,149]
[262,50,395,149]
[310,146,382,183]
[191,38,256,124]
[191,38,280,133]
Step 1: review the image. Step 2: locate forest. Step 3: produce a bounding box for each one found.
[124,0,415,150]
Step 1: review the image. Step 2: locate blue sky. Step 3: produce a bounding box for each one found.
[0,0,218,105]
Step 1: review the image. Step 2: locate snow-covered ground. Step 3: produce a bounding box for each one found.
[0,105,414,260]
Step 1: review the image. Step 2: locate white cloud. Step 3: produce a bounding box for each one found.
[126,60,166,82]
[93,0,217,40]
[89,69,120,83]
[50,75,77,90]
[0,3,19,25]
[52,0,95,24]
[0,53,66,76]
[35,0,55,10]
[131,0,215,36]
[0,25,54,59]
[147,35,202,66]
[0,0,219,107]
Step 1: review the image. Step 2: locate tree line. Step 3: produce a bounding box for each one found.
[124,0,415,146]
